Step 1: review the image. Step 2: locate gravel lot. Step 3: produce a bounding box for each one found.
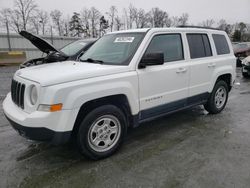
[0,66,250,188]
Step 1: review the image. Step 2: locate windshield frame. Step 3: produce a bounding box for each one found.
[80,32,147,66]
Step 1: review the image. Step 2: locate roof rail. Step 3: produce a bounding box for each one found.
[177,25,222,31]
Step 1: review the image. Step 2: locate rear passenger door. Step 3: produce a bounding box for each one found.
[186,33,214,105]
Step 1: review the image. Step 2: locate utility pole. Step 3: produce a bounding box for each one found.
[6,21,11,51]
[50,26,53,44]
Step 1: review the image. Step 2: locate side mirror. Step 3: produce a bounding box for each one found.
[139,52,164,69]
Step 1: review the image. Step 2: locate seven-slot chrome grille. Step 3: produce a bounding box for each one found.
[11,79,26,109]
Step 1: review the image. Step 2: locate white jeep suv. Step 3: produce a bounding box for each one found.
[3,27,236,160]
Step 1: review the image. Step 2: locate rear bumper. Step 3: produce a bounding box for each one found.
[5,115,71,145]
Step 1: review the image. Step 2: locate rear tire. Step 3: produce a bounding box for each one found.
[204,80,229,114]
[77,105,127,160]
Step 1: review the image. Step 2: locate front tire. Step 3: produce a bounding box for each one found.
[204,80,229,114]
[77,105,127,160]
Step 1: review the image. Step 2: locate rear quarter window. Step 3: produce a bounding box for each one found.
[212,34,230,55]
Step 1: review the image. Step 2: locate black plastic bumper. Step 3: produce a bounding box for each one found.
[5,115,71,145]
[242,64,250,71]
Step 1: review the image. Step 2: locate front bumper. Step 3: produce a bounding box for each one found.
[242,64,250,71]
[5,115,71,144]
[242,64,250,75]
[3,94,78,145]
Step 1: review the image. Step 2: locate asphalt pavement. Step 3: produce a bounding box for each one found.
[0,66,250,188]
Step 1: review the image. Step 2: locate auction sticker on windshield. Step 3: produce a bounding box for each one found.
[114,37,135,43]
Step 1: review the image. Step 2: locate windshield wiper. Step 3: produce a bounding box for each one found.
[80,58,104,64]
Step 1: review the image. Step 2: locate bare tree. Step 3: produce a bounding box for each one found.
[30,11,40,34]
[201,19,215,27]
[50,9,63,36]
[238,22,247,33]
[107,6,117,32]
[122,5,136,29]
[131,8,150,28]
[62,16,70,36]
[14,0,37,30]
[165,17,173,27]
[115,16,123,31]
[127,4,135,29]
[130,5,138,28]
[0,8,23,33]
[178,13,189,26]
[10,10,22,32]
[170,16,180,27]
[138,9,151,28]
[237,22,247,40]
[89,7,101,38]
[150,7,168,27]
[122,8,129,29]
[217,19,233,34]
[130,7,150,28]
[0,8,12,31]
[37,10,49,35]
[218,19,227,30]
[0,8,10,23]
[122,5,150,29]
[246,24,250,33]
[81,8,91,37]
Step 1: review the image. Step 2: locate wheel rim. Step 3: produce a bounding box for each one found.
[88,115,121,152]
[214,86,227,109]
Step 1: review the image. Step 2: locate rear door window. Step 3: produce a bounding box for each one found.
[187,34,212,59]
[212,34,230,55]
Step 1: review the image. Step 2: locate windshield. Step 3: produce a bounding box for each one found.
[80,33,145,65]
[61,40,88,56]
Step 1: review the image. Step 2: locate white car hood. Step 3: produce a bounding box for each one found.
[242,56,250,66]
[16,61,130,86]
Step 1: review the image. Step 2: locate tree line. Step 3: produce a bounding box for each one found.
[0,0,249,41]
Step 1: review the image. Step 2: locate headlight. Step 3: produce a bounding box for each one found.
[30,85,38,105]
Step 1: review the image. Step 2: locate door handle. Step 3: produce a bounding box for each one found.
[208,63,216,68]
[176,67,187,73]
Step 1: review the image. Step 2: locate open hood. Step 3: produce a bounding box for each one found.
[19,30,62,54]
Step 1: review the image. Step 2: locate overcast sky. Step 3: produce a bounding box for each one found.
[1,0,250,24]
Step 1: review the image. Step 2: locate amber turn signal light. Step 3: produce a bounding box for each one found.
[50,104,63,112]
